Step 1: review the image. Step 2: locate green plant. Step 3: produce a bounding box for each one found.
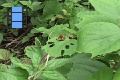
[0,0,120,80]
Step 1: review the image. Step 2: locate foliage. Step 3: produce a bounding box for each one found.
[0,0,120,80]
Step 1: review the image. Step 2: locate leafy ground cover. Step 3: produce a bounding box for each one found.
[0,0,120,80]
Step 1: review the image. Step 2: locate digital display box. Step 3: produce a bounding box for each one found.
[7,7,28,28]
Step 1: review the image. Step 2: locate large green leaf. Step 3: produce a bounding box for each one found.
[113,68,120,80]
[24,37,42,67]
[76,15,120,29]
[43,38,77,57]
[41,70,67,80]
[67,53,107,80]
[89,0,120,19]
[86,67,113,80]
[77,22,120,57]
[46,58,70,70]
[0,67,29,80]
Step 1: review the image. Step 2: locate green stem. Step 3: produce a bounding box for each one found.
[28,54,50,80]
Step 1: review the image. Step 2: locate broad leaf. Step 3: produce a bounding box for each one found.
[25,46,42,68]
[46,58,70,70]
[43,38,77,57]
[89,0,120,19]
[67,53,108,80]
[113,68,120,80]
[56,63,72,75]
[0,67,29,80]
[76,15,120,29]
[86,67,113,80]
[77,22,120,57]
[25,37,42,67]
[42,0,62,19]
[11,57,33,71]
[41,70,67,80]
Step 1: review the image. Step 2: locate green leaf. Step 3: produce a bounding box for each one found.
[43,38,77,57]
[1,3,14,7]
[76,15,119,29]
[33,24,70,38]
[0,67,29,80]
[19,1,31,5]
[41,70,67,80]
[46,58,70,70]
[0,49,10,60]
[19,1,32,9]
[86,67,113,80]
[113,68,120,80]
[103,54,120,62]
[22,33,34,43]
[0,33,3,44]
[77,22,120,57]
[67,53,107,80]
[56,63,72,75]
[32,2,41,11]
[42,0,62,20]
[11,57,33,71]
[35,37,41,48]
[0,64,8,72]
[25,45,42,67]
[89,0,120,19]
[67,0,79,3]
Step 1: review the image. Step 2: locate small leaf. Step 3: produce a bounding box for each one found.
[1,3,14,7]
[35,37,41,48]
[11,57,33,71]
[19,1,32,9]
[0,64,7,72]
[0,33,3,44]
[19,1,31,5]
[25,45,42,67]
[0,49,10,60]
[32,2,41,11]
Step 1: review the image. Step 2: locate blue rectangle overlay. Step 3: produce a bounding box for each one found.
[12,22,22,28]
[12,7,22,12]
[12,13,22,21]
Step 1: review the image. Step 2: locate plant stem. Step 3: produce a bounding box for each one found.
[28,54,50,80]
